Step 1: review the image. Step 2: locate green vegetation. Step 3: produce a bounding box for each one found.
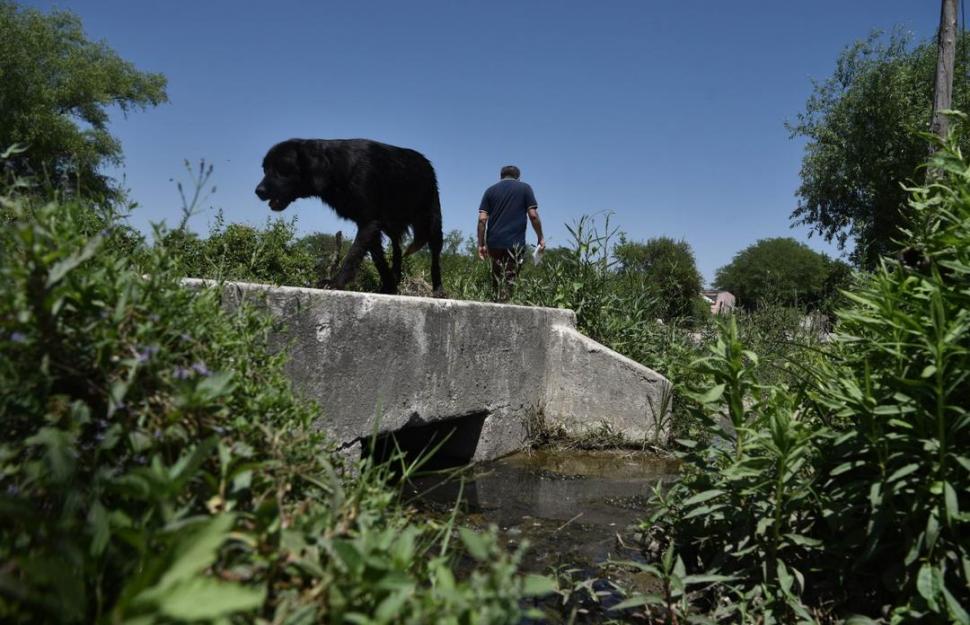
[0,1,167,199]
[789,30,970,268]
[6,3,966,622]
[614,235,705,321]
[0,187,547,624]
[714,236,851,311]
[625,135,969,624]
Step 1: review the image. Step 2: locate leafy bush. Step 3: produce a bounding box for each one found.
[615,235,705,320]
[636,135,970,623]
[714,236,850,312]
[0,190,535,624]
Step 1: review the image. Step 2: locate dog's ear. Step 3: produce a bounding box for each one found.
[299,142,330,192]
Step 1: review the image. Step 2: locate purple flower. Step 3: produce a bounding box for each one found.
[136,345,160,364]
[191,361,210,377]
[173,367,193,380]
[9,331,27,344]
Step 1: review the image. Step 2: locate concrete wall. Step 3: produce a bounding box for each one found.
[185,279,672,461]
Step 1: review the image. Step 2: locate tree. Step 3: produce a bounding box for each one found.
[614,235,703,319]
[788,30,970,268]
[0,1,167,198]
[714,237,848,310]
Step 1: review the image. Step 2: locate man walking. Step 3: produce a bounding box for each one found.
[477,165,545,301]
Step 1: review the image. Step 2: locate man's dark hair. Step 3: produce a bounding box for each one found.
[500,165,520,179]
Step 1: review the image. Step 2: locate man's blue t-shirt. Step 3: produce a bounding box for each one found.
[479,178,538,249]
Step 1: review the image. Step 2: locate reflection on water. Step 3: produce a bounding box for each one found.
[405,449,679,571]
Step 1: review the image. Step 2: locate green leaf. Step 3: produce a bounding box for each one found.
[88,500,110,556]
[943,481,959,522]
[157,577,265,620]
[610,594,664,610]
[694,384,726,405]
[887,463,919,482]
[681,489,725,507]
[916,563,942,611]
[47,235,102,287]
[25,427,75,483]
[682,574,735,585]
[375,589,410,622]
[942,582,970,624]
[170,436,219,491]
[155,513,236,591]
[331,539,364,574]
[682,504,726,520]
[196,371,236,401]
[458,527,489,561]
[522,574,558,597]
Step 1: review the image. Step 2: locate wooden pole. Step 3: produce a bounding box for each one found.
[931,0,959,142]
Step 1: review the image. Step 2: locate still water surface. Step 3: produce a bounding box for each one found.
[405,449,680,572]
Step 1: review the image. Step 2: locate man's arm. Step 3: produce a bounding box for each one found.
[477,210,489,259]
[528,207,545,251]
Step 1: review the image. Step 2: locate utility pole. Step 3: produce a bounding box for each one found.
[931,0,959,143]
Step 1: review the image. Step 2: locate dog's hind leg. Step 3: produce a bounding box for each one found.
[391,238,403,285]
[429,198,445,297]
[369,236,397,294]
[332,221,382,291]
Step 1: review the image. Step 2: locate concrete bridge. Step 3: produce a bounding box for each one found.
[187,280,672,463]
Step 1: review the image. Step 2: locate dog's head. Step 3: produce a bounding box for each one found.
[255,140,306,212]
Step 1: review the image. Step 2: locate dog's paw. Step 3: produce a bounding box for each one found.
[432,288,448,299]
[315,278,334,289]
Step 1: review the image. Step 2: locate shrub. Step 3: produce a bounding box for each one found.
[635,134,970,623]
[714,236,849,311]
[615,235,704,321]
[0,190,535,624]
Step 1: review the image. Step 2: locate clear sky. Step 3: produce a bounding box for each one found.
[24,1,941,284]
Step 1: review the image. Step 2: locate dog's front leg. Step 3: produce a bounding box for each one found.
[332,220,382,290]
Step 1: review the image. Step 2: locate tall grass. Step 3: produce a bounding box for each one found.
[624,134,970,624]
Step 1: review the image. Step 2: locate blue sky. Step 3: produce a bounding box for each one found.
[25,1,940,283]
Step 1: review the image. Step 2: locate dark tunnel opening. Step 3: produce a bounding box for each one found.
[362,411,488,472]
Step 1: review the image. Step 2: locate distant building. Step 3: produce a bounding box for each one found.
[701,290,736,315]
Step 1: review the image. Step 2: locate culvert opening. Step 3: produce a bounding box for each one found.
[363,412,488,472]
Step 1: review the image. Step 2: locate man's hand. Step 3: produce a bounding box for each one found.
[478,244,488,260]
[537,238,546,252]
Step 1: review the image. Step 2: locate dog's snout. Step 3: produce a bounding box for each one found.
[255,183,268,200]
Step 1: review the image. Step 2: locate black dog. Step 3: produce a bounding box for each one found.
[255,138,444,295]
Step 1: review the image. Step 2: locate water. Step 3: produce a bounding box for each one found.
[404,449,680,572]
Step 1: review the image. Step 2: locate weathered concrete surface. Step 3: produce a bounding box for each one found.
[184,279,672,461]
[544,326,672,444]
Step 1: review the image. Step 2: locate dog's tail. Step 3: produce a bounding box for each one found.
[404,192,442,257]
[403,237,426,257]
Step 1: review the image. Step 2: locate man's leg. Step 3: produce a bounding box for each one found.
[488,248,519,302]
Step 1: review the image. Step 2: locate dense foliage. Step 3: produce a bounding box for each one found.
[0,189,543,624]
[714,236,851,311]
[0,1,167,199]
[633,136,970,624]
[614,235,705,320]
[789,30,970,268]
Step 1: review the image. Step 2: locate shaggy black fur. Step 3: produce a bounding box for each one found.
[255,138,444,295]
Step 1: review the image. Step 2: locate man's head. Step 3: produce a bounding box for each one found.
[500,165,520,180]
